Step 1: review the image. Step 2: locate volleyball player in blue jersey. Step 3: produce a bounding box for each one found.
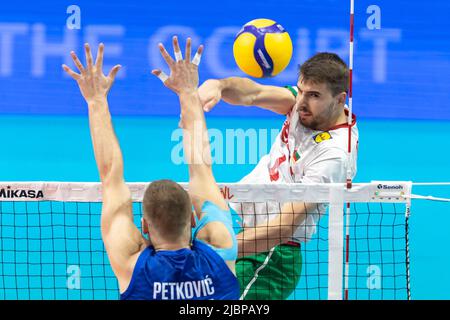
[62,39,240,300]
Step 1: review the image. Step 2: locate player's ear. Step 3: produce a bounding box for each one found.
[141,217,149,235]
[337,91,347,106]
[191,211,197,228]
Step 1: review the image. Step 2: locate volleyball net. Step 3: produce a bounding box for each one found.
[0,180,437,300]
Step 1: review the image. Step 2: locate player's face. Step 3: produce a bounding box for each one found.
[295,78,341,130]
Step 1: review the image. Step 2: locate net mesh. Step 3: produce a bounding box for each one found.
[232,201,410,300]
[0,201,119,299]
[0,182,411,300]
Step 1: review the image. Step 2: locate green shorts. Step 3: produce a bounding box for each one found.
[236,243,302,300]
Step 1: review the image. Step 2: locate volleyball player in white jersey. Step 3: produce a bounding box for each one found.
[198,52,359,299]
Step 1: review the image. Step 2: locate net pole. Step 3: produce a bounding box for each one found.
[343,0,355,301]
[405,203,412,300]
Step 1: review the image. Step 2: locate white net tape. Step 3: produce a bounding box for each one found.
[0,181,414,203]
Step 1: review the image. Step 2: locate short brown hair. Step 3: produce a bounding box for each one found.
[299,52,349,96]
[142,179,192,240]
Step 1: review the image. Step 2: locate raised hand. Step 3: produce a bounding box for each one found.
[62,43,121,103]
[152,36,204,95]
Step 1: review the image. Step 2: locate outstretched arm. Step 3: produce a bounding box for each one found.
[63,44,123,184]
[63,44,145,292]
[152,37,233,253]
[152,37,227,212]
[198,77,296,115]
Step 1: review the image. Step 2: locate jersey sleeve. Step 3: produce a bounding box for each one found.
[284,85,299,98]
[191,201,240,261]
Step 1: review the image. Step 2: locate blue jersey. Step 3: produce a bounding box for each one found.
[121,201,241,300]
[120,239,239,300]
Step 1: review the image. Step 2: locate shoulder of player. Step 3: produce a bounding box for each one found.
[310,130,348,150]
[320,125,359,153]
[311,142,348,162]
[277,85,297,117]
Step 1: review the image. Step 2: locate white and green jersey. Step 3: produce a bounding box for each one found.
[234,86,359,243]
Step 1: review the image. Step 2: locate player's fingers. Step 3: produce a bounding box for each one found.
[70,51,85,73]
[62,64,81,81]
[151,69,169,83]
[192,45,204,66]
[172,36,183,62]
[107,64,122,81]
[84,43,94,70]
[185,37,192,62]
[158,43,175,67]
[203,98,218,112]
[95,43,104,72]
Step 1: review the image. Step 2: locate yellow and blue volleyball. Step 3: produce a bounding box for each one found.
[233,19,293,78]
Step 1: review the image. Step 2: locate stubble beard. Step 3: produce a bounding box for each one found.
[299,101,337,131]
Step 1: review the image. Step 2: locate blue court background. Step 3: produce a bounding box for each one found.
[0,0,450,299]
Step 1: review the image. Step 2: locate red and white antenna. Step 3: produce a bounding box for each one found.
[344,0,355,301]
